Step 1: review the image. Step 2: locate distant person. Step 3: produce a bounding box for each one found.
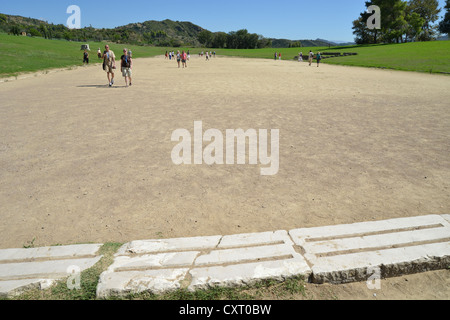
[206,51,209,61]
[181,50,187,68]
[121,48,133,87]
[176,50,181,68]
[279,52,282,60]
[316,52,322,67]
[165,51,168,59]
[83,50,89,65]
[187,50,190,61]
[274,52,277,60]
[308,51,314,66]
[103,45,116,87]
[97,48,102,59]
[298,52,303,62]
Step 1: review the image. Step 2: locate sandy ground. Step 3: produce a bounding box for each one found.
[0,55,449,299]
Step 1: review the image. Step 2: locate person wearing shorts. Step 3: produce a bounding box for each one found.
[121,48,133,87]
[103,45,116,87]
[181,50,187,68]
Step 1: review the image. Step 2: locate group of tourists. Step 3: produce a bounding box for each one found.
[199,51,216,60]
[90,44,325,88]
[95,45,133,87]
[165,50,191,65]
[275,50,322,67]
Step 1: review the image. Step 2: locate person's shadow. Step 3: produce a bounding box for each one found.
[77,85,127,89]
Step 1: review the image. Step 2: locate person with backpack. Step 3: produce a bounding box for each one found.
[121,48,133,87]
[316,52,322,67]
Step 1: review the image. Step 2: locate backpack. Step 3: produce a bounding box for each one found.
[122,55,131,68]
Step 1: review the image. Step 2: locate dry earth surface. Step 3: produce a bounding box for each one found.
[0,55,449,299]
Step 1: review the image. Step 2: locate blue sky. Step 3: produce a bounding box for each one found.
[1,0,447,42]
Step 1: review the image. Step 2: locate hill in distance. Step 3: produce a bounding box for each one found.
[0,12,347,48]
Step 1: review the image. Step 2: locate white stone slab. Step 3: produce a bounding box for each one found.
[194,244,296,267]
[108,251,200,272]
[0,279,54,298]
[116,236,222,255]
[96,268,189,298]
[290,215,449,246]
[189,256,311,291]
[0,257,102,281]
[442,214,450,224]
[303,227,450,255]
[218,231,293,249]
[309,242,450,284]
[0,244,103,263]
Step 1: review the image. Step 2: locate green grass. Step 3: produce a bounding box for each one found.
[1,33,449,78]
[211,41,450,74]
[0,33,165,77]
[321,42,450,74]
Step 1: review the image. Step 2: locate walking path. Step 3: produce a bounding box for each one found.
[1,214,449,298]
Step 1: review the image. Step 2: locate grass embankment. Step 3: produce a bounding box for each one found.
[0,33,163,77]
[209,41,450,74]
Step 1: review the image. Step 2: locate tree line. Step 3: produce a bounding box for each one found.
[197,29,274,49]
[0,15,185,46]
[353,0,449,44]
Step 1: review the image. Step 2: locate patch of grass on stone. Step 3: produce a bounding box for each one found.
[10,242,123,300]
[8,242,308,301]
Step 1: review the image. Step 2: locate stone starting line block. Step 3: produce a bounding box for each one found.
[1,215,449,298]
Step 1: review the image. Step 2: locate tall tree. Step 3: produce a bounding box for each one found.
[353,15,378,44]
[408,0,441,40]
[406,12,426,41]
[439,0,450,35]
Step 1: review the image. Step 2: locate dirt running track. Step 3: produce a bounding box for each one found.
[0,56,449,250]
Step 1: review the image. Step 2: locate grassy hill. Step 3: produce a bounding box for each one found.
[0,13,206,47]
[1,13,354,49]
[118,19,204,46]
